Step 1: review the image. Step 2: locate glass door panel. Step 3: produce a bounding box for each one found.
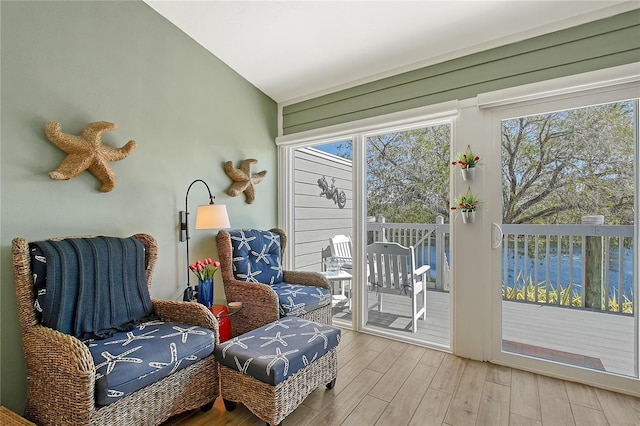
[364,124,451,348]
[498,100,638,377]
[292,141,353,326]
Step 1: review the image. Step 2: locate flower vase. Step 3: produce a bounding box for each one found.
[197,278,214,308]
[461,210,476,224]
[461,167,476,181]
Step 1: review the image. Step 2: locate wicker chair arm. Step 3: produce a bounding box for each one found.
[152,300,220,342]
[22,326,95,421]
[24,325,95,374]
[283,270,331,290]
[223,279,279,336]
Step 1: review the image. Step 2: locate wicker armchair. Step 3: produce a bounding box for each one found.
[11,234,220,426]
[216,228,332,336]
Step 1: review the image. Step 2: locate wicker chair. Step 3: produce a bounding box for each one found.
[11,234,220,426]
[216,228,332,336]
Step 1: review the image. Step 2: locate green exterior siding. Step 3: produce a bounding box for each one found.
[283,9,640,135]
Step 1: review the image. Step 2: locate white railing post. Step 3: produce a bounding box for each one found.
[376,215,387,242]
[583,215,605,310]
[435,215,444,290]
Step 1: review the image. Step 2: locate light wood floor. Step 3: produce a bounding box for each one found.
[335,290,635,377]
[164,329,640,426]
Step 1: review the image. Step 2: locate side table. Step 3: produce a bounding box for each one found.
[320,270,352,310]
[211,304,242,342]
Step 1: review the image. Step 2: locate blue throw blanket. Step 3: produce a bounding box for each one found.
[33,236,153,339]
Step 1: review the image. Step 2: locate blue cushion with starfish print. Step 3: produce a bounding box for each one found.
[272,282,331,317]
[85,319,215,405]
[229,229,284,285]
[214,317,340,385]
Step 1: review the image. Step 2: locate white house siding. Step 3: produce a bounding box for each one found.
[293,147,352,271]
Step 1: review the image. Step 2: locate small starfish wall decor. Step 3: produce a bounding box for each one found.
[224,159,267,204]
[44,121,136,192]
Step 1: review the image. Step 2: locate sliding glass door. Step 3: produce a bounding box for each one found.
[490,86,639,381]
[291,140,354,327]
[362,122,451,348]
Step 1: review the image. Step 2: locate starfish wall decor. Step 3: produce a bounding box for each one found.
[44,121,136,192]
[223,158,267,204]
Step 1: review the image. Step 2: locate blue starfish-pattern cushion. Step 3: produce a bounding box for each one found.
[230,229,283,285]
[85,320,215,405]
[214,317,340,385]
[272,282,331,317]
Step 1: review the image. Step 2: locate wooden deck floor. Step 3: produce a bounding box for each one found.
[332,290,636,377]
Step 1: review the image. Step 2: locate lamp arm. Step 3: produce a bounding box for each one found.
[182,179,216,292]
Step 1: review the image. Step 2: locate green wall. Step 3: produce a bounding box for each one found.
[283,9,640,134]
[0,1,277,412]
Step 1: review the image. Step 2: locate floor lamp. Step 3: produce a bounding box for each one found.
[180,179,230,301]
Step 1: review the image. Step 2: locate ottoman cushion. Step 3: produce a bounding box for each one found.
[214,317,340,385]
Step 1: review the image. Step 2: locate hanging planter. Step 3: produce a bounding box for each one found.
[460,167,476,181]
[451,187,480,224]
[452,145,480,181]
[461,210,476,224]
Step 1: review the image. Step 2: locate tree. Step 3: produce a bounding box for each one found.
[366,125,450,223]
[501,101,635,225]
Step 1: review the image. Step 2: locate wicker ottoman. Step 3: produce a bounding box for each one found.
[214,317,340,426]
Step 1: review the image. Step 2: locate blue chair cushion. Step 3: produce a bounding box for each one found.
[85,320,215,405]
[272,282,331,317]
[230,229,283,285]
[214,317,340,385]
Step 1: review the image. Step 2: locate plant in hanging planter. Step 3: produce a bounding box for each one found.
[451,145,480,169]
[451,188,480,223]
[451,191,479,212]
[451,145,481,181]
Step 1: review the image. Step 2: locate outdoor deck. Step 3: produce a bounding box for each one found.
[332,290,636,377]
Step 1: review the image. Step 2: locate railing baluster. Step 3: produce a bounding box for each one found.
[534,235,540,303]
[604,236,611,312]
[618,236,625,313]
[502,234,508,298]
[435,216,444,290]
[524,234,530,301]
[546,235,551,304]
[569,236,574,307]
[581,235,586,308]
[556,235,562,305]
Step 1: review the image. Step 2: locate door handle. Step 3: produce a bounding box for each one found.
[491,223,503,249]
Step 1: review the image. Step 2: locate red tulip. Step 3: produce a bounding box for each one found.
[213,261,220,267]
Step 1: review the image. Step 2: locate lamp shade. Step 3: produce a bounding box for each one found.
[195,204,230,229]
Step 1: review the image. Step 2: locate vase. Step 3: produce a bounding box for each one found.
[461,210,476,224]
[461,167,476,181]
[197,278,214,308]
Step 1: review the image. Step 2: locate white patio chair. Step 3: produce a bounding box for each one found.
[366,241,430,333]
[329,234,353,270]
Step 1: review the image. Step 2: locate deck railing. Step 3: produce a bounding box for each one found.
[502,224,634,315]
[366,219,634,314]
